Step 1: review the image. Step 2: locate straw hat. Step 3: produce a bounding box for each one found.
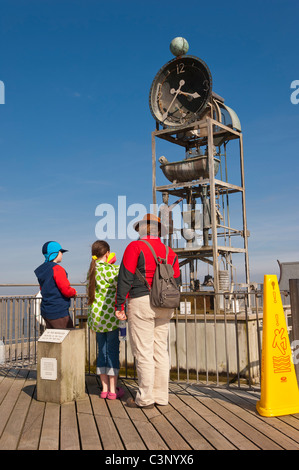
[133,213,167,237]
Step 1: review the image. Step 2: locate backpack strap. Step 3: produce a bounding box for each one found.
[172,254,178,267]
[139,240,168,264]
[135,268,151,289]
[135,240,169,290]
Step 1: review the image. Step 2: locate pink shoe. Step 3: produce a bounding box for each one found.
[107,387,124,400]
[100,391,108,399]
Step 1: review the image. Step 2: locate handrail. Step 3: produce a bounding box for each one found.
[0,289,266,388]
[0,283,87,287]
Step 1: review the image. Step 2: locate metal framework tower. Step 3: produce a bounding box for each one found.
[151,98,250,305]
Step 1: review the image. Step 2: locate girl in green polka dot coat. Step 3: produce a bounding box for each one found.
[87,240,124,400]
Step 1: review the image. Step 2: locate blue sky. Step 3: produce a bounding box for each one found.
[0,0,298,290]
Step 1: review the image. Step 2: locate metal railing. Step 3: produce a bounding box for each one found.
[0,284,276,389]
[176,290,263,387]
[1,284,294,389]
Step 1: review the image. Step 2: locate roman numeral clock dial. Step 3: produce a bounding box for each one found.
[149,55,212,128]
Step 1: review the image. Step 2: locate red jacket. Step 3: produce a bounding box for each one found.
[115,236,180,311]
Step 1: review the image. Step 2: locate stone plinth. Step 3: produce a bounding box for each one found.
[37,328,86,404]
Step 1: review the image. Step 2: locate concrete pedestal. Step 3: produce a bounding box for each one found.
[37,328,86,404]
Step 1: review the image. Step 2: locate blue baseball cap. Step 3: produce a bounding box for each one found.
[42,241,68,262]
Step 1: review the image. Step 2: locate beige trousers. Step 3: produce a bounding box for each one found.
[127,295,173,406]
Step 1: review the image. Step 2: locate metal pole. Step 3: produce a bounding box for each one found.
[207,118,219,302]
[152,131,157,209]
[239,133,250,290]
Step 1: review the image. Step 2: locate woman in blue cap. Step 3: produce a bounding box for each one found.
[34,241,77,329]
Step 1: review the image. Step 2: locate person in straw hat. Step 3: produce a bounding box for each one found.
[115,213,180,408]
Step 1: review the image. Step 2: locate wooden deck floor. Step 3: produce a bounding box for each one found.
[0,367,299,451]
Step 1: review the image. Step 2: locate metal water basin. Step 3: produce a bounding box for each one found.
[160,155,220,183]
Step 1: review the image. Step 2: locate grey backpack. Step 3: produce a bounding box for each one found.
[136,240,180,309]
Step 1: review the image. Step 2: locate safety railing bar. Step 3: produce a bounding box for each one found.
[0,290,266,389]
[244,297,252,386]
[223,296,230,387]
[213,294,219,386]
[203,294,208,384]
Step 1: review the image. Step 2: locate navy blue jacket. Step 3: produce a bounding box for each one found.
[34,262,77,320]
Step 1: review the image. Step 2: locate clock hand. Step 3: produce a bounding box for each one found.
[179,91,201,99]
[162,80,185,121]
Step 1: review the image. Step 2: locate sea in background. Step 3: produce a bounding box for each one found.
[0,284,88,351]
[0,284,87,297]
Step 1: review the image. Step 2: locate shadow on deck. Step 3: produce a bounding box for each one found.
[0,367,299,451]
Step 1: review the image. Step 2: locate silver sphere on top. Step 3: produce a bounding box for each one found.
[170,37,189,57]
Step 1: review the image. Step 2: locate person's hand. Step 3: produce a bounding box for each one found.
[116,310,127,320]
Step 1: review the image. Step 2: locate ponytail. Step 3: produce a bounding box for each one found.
[87,240,110,306]
[87,258,97,305]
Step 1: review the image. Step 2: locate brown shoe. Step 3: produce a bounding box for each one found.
[126,397,154,409]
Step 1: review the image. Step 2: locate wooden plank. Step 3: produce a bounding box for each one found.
[130,419,169,450]
[245,388,299,430]
[60,401,80,450]
[149,413,191,450]
[76,396,102,450]
[113,416,147,450]
[160,390,215,450]
[77,411,102,450]
[106,393,147,450]
[206,387,299,450]
[279,415,299,430]
[168,391,237,450]
[123,380,238,450]
[0,370,34,450]
[86,375,110,417]
[18,398,45,450]
[123,401,169,450]
[106,396,128,419]
[2,368,43,451]
[0,369,20,405]
[174,387,256,450]
[181,385,261,450]
[86,375,124,450]
[3,368,299,451]
[121,381,169,450]
[224,387,299,448]
[198,387,284,450]
[158,405,214,450]
[139,395,193,452]
[0,368,29,438]
[168,386,233,450]
[0,367,9,386]
[94,415,124,450]
[39,402,60,450]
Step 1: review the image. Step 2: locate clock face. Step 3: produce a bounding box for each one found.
[149,56,212,128]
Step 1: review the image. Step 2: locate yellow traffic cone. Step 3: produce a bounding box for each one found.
[256,275,299,417]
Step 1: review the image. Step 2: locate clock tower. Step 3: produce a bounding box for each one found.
[149,38,250,310]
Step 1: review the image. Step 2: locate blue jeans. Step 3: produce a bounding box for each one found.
[96,329,120,376]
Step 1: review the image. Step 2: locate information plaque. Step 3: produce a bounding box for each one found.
[40,357,57,381]
[38,329,70,343]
